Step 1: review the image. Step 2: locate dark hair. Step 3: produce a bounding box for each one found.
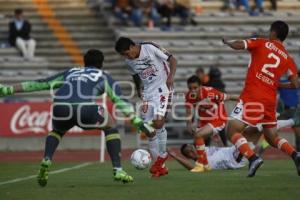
[84,49,104,69]
[270,21,289,41]
[187,75,201,85]
[15,9,23,15]
[209,67,221,79]
[115,37,135,54]
[195,67,204,75]
[180,144,189,158]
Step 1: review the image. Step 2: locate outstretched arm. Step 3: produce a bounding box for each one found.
[167,149,194,170]
[222,38,246,50]
[0,72,65,97]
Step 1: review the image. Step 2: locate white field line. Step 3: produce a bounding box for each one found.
[0,162,92,186]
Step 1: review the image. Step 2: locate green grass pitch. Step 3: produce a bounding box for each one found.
[0,160,300,200]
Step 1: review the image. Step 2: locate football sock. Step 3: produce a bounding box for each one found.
[231,133,255,160]
[274,137,296,159]
[148,135,159,161]
[44,131,62,160]
[157,127,168,157]
[104,128,122,169]
[277,119,295,130]
[195,138,208,165]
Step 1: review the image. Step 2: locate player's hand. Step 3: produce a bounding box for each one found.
[166,75,174,90]
[131,116,156,137]
[140,122,156,138]
[0,84,14,97]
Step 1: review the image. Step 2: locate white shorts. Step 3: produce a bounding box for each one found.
[206,146,247,170]
[139,87,173,122]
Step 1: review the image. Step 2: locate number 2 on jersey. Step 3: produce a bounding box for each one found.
[261,53,280,78]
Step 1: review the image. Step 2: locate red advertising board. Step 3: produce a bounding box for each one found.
[0,102,111,137]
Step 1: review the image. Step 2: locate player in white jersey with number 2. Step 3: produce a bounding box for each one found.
[115,37,177,178]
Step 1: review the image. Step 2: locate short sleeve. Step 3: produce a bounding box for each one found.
[147,43,172,61]
[243,38,263,51]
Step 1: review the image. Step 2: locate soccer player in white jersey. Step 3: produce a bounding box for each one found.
[169,144,248,170]
[115,37,177,177]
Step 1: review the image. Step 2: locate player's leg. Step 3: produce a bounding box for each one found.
[227,119,263,177]
[228,100,263,177]
[145,91,171,177]
[150,115,169,177]
[191,125,214,172]
[79,104,133,183]
[38,104,74,187]
[263,126,300,175]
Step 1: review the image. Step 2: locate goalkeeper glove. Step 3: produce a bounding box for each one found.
[131,116,155,137]
[0,84,14,97]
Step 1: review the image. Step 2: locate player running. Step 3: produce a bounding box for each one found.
[115,37,177,177]
[185,75,239,172]
[0,49,154,186]
[222,20,300,177]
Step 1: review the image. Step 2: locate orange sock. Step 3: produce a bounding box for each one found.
[195,138,208,165]
[274,137,296,156]
[231,133,255,160]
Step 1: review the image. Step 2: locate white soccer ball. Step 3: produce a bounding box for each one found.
[130,149,152,170]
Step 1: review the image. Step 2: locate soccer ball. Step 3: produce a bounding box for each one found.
[130,149,152,170]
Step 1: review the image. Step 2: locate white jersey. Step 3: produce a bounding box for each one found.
[125,42,171,96]
[206,146,247,170]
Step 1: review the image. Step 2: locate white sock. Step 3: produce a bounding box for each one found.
[277,119,295,130]
[157,127,168,157]
[148,135,159,161]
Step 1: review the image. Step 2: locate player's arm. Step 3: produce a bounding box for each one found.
[222,38,245,50]
[0,72,65,97]
[167,55,177,90]
[167,149,195,170]
[278,76,299,89]
[279,60,299,89]
[132,74,142,98]
[186,104,195,135]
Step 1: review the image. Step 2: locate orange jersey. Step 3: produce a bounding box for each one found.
[240,38,298,106]
[185,86,227,127]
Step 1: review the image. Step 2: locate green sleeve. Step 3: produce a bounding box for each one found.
[21,73,65,92]
[104,80,135,117]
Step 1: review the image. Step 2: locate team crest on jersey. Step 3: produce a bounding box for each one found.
[140,66,158,79]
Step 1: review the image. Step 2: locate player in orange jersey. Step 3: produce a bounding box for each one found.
[185,75,239,172]
[223,20,300,177]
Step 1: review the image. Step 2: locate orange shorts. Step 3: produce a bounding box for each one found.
[230,99,276,128]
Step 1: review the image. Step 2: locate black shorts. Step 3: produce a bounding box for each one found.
[52,103,105,133]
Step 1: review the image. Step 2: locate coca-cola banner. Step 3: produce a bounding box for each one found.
[0,102,102,137]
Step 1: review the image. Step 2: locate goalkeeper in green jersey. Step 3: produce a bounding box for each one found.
[0,49,155,186]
